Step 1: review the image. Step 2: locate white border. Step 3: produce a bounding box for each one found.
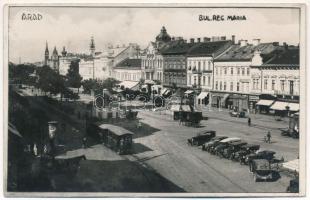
[1,0,308,198]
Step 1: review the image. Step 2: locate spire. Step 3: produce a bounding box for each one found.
[61,46,67,56]
[53,46,58,55]
[156,26,171,43]
[90,36,95,56]
[45,41,49,54]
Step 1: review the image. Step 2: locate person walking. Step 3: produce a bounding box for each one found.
[248,117,251,126]
[266,131,271,143]
[82,137,87,149]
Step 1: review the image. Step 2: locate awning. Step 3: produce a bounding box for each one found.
[118,81,139,91]
[197,92,209,99]
[256,99,274,106]
[184,90,194,94]
[162,88,171,95]
[145,80,155,85]
[270,101,289,111]
[288,103,299,111]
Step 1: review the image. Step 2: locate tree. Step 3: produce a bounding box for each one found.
[66,60,82,93]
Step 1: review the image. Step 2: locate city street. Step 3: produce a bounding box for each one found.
[125,109,299,193]
[16,88,298,193]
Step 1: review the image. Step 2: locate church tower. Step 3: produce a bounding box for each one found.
[90,36,95,57]
[44,41,49,66]
[51,46,59,72]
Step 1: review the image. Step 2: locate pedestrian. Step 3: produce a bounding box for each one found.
[82,137,87,149]
[266,131,271,143]
[248,117,251,126]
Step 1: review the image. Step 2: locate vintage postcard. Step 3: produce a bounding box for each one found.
[2,0,307,198]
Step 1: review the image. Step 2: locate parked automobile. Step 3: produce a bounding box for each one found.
[250,159,277,182]
[202,136,228,151]
[187,130,216,146]
[233,144,260,163]
[210,137,241,155]
[281,129,299,139]
[222,141,248,159]
[229,111,246,118]
[286,177,299,193]
[245,150,276,166]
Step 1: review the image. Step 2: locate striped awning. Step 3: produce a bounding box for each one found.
[270,101,289,111]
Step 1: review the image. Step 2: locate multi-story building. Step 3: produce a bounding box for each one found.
[161,38,197,89]
[113,58,142,82]
[186,37,233,105]
[250,44,299,114]
[212,39,279,111]
[141,26,172,83]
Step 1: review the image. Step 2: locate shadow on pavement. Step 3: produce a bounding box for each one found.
[51,159,185,192]
[132,143,153,154]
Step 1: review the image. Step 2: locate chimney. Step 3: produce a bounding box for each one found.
[211,36,220,42]
[252,39,261,46]
[190,38,195,43]
[203,37,211,42]
[221,36,226,41]
[240,40,248,47]
[197,38,201,43]
[272,42,279,46]
[231,35,235,44]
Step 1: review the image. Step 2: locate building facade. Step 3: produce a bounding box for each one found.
[212,40,279,110]
[113,58,142,82]
[250,46,299,113]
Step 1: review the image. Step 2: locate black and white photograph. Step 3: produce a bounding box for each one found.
[2,1,307,197]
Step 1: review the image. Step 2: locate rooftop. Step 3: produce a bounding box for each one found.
[187,40,232,57]
[114,58,142,69]
[215,43,278,62]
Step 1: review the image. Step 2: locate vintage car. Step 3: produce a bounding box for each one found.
[233,144,260,163]
[250,159,276,182]
[210,137,241,155]
[286,177,299,193]
[229,111,246,118]
[202,136,228,151]
[245,150,276,165]
[187,130,216,146]
[222,141,248,159]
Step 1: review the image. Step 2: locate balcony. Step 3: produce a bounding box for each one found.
[202,70,212,74]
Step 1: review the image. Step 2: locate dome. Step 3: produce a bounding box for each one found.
[156,26,171,43]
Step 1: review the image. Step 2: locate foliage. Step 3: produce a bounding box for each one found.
[65,60,82,91]
[81,78,119,95]
[9,63,36,85]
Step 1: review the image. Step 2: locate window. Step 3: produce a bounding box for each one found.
[224,82,226,90]
[198,61,201,72]
[242,68,245,75]
[188,75,191,85]
[230,82,233,91]
[247,68,250,75]
[289,81,294,95]
[203,61,206,71]
[215,81,218,90]
[231,67,233,75]
[272,80,275,90]
[237,82,240,91]
[264,79,268,90]
[208,61,211,70]
[224,68,227,75]
[208,76,211,86]
[220,81,222,90]
[194,76,197,85]
[237,68,240,75]
[281,80,285,91]
[220,68,222,75]
[216,67,218,75]
[203,76,206,85]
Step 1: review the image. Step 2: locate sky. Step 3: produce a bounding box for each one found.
[8,6,300,63]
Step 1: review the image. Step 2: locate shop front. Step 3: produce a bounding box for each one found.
[211,93,230,108]
[226,94,249,112]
